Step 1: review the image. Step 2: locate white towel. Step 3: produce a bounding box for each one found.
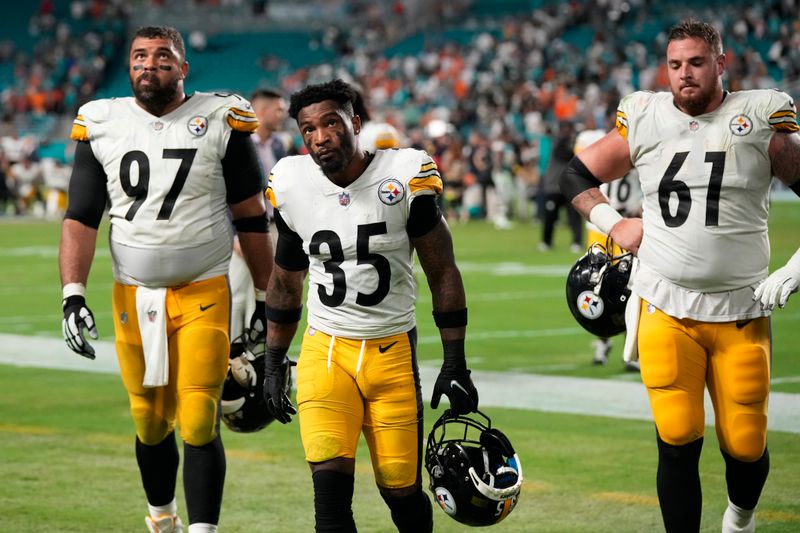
[622,257,640,364]
[136,286,169,387]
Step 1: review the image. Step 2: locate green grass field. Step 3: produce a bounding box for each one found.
[1,204,799,531]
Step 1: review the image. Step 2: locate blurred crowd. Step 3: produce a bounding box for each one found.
[1,0,798,224]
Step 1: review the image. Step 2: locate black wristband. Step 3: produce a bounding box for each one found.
[442,339,467,371]
[233,214,269,233]
[265,305,303,324]
[433,308,468,329]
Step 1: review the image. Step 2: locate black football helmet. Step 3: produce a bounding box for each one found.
[566,242,633,338]
[220,338,276,433]
[425,409,523,527]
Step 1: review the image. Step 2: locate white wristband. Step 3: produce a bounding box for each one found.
[589,203,624,235]
[254,288,266,302]
[63,282,86,299]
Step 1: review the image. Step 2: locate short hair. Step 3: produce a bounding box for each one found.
[132,26,186,61]
[288,79,357,120]
[250,88,284,102]
[667,19,722,56]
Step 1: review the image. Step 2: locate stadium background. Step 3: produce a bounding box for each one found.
[1,1,799,531]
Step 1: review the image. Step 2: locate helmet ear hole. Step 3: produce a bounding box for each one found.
[480,428,515,457]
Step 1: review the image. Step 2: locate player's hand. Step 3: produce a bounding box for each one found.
[754,263,800,310]
[431,366,479,414]
[609,217,643,255]
[245,297,267,352]
[62,295,98,359]
[263,346,297,424]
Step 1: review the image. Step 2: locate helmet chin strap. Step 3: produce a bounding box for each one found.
[467,452,524,500]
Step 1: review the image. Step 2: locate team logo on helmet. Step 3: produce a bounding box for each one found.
[577,290,604,319]
[434,487,457,516]
[188,116,208,137]
[729,114,752,136]
[378,178,404,205]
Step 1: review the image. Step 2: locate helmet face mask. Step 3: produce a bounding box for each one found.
[425,410,523,527]
[220,339,280,433]
[566,243,633,338]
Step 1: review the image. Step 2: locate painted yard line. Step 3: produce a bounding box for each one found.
[2,333,797,434]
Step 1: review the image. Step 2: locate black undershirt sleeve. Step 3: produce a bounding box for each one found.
[64,141,108,229]
[274,210,310,271]
[406,194,442,238]
[223,130,265,204]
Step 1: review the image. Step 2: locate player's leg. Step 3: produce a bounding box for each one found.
[638,304,708,533]
[171,277,231,531]
[707,318,771,533]
[296,329,364,532]
[362,329,433,533]
[113,282,183,531]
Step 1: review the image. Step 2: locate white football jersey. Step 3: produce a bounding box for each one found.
[268,148,442,338]
[71,92,258,286]
[617,89,797,318]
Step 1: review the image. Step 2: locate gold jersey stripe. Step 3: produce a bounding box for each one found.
[772,121,799,132]
[615,111,628,140]
[230,107,257,119]
[70,123,88,141]
[409,175,443,195]
[420,161,437,172]
[768,110,797,120]
[227,115,258,133]
[266,183,277,208]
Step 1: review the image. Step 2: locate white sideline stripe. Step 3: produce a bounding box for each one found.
[3,334,798,434]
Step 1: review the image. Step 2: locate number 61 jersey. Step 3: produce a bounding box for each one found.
[70,92,259,286]
[267,149,443,339]
[617,89,797,297]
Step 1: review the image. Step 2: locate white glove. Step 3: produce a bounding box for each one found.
[753,249,800,311]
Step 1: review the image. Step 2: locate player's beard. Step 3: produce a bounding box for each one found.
[311,133,356,177]
[673,79,719,116]
[132,73,180,115]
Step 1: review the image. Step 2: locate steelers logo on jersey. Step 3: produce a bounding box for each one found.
[577,290,604,319]
[729,114,753,136]
[378,178,405,205]
[188,115,208,137]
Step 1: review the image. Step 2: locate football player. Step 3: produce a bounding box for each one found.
[574,118,643,369]
[59,26,273,533]
[561,18,800,533]
[263,79,479,532]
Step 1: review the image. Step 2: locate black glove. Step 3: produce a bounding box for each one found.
[430,339,479,414]
[62,295,98,359]
[263,346,297,424]
[245,298,267,352]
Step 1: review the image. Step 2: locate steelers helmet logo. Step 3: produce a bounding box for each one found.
[188,115,208,137]
[378,178,405,205]
[729,114,752,136]
[434,487,457,516]
[577,290,604,319]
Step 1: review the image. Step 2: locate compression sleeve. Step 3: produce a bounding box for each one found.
[64,141,107,228]
[406,194,442,238]
[274,210,310,271]
[559,156,603,201]
[223,130,265,204]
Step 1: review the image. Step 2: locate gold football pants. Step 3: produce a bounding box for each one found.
[296,327,423,489]
[112,276,231,446]
[638,303,770,461]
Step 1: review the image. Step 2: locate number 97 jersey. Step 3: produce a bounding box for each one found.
[617,89,798,292]
[267,149,442,339]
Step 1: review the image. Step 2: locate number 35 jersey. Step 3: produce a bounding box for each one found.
[70,93,259,286]
[267,149,443,338]
[617,89,797,299]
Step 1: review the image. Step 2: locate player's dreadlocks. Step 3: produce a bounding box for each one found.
[668,19,723,56]
[289,79,357,120]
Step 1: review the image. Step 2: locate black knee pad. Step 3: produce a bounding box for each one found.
[380,487,432,533]
[312,470,356,533]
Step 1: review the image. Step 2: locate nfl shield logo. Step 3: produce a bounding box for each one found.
[147,310,158,322]
[339,191,351,206]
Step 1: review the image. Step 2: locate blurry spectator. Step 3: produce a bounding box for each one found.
[41,157,70,219]
[539,121,582,252]
[0,151,11,215]
[9,156,43,215]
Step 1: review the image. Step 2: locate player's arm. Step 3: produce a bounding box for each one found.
[560,128,642,253]
[59,140,107,358]
[755,130,800,310]
[409,195,478,414]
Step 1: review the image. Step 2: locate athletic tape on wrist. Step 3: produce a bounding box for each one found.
[589,203,624,235]
[62,282,86,299]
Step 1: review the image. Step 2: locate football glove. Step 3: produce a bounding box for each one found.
[431,340,479,414]
[753,249,800,311]
[62,295,98,359]
[263,346,297,424]
[245,290,267,352]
